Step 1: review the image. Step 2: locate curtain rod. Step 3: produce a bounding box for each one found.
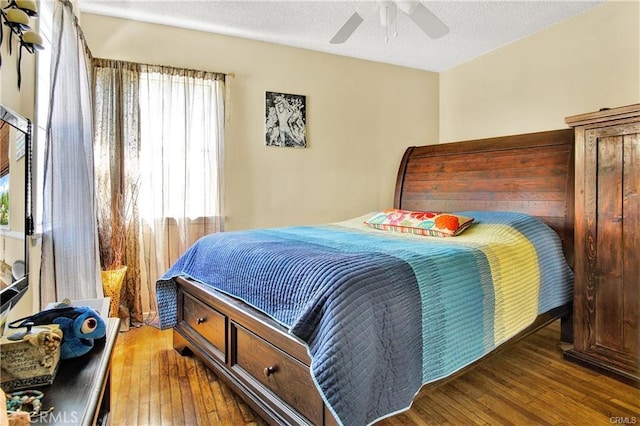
[93,57,233,80]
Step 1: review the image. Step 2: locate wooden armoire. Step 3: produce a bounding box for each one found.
[564,103,640,386]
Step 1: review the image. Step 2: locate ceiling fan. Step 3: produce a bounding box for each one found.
[330,0,449,44]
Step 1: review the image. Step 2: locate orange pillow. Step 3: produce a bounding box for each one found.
[364,209,474,237]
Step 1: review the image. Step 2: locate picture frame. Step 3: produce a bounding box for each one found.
[265,91,307,148]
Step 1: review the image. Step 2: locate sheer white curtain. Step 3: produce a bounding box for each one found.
[137,65,225,324]
[40,0,101,305]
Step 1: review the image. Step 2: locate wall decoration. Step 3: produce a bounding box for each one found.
[265,91,307,148]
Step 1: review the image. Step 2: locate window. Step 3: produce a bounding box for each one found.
[138,69,223,221]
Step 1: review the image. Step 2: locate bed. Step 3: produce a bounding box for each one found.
[156,128,575,426]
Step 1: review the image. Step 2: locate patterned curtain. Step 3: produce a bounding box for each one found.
[93,59,142,330]
[40,0,101,305]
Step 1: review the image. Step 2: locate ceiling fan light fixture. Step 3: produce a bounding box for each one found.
[329,0,449,44]
[378,1,397,27]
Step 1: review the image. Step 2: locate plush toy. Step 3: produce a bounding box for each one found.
[9,302,107,359]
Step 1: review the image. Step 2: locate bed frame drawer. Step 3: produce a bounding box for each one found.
[174,277,339,426]
[232,323,324,425]
[181,291,227,358]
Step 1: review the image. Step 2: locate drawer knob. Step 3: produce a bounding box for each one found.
[196,317,207,325]
[263,366,277,377]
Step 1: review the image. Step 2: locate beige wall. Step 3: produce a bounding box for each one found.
[439,1,640,142]
[1,35,36,120]
[81,14,440,231]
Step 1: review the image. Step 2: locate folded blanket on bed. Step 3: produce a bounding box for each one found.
[156,211,573,426]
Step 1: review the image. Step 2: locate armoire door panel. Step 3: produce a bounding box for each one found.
[622,133,639,357]
[594,134,624,351]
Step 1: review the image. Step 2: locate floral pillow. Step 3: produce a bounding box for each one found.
[364,209,474,237]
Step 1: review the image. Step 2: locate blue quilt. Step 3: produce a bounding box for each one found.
[156,211,573,425]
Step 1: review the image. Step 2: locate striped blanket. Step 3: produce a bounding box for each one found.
[156,211,573,425]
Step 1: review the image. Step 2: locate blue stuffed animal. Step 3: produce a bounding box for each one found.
[9,303,107,359]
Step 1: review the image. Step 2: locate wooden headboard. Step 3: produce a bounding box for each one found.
[394,129,575,266]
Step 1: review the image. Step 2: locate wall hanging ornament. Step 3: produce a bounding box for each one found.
[0,0,44,89]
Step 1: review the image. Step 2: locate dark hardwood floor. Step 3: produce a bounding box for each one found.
[110,320,640,425]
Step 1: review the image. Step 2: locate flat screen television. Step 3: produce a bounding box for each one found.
[0,275,28,336]
[0,103,32,337]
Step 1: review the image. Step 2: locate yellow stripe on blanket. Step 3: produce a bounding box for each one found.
[456,224,540,344]
[336,214,541,345]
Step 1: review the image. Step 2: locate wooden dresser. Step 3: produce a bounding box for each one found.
[564,103,640,386]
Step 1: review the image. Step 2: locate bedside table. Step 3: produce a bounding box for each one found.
[38,317,120,425]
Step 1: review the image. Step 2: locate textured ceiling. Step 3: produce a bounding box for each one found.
[78,0,604,72]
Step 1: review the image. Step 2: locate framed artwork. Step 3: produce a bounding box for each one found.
[265,91,307,148]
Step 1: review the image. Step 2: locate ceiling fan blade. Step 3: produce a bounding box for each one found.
[408,3,449,39]
[330,12,364,44]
